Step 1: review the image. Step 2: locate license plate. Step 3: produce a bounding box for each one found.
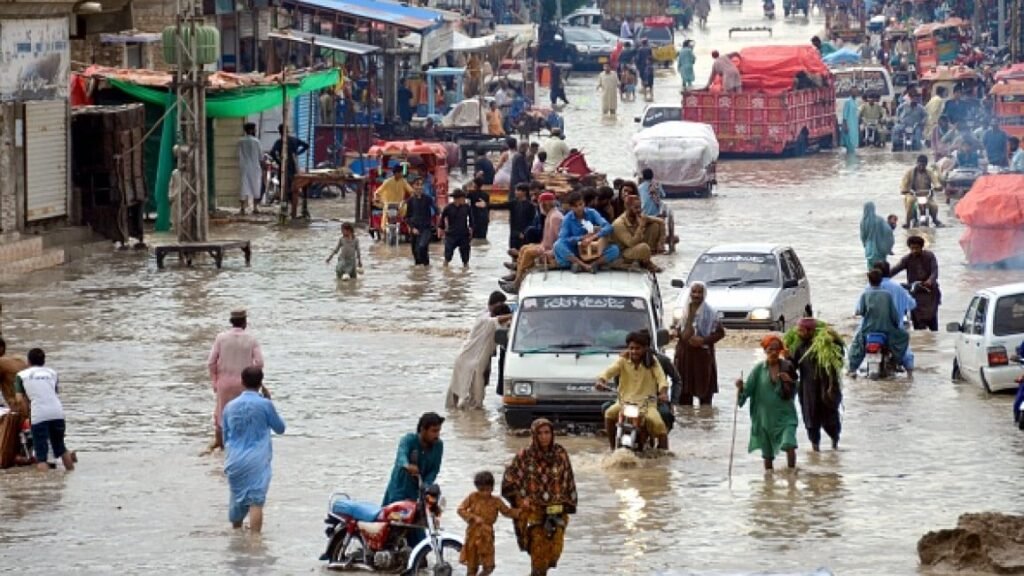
[598,56,608,63]
[546,505,564,515]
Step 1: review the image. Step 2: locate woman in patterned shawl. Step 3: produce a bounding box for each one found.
[501,418,577,576]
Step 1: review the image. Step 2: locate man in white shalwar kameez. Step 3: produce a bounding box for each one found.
[238,123,263,215]
[446,305,513,409]
[597,64,620,116]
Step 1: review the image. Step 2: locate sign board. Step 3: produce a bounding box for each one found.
[420,23,454,64]
[0,18,69,101]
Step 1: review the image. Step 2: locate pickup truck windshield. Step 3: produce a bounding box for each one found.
[512,296,651,353]
[689,253,780,287]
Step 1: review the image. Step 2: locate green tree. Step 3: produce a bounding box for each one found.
[540,0,592,22]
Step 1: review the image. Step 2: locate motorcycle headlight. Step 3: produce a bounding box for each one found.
[512,381,533,396]
[750,308,772,321]
[623,404,641,418]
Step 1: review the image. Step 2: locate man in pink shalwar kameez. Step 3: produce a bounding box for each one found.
[207,309,264,451]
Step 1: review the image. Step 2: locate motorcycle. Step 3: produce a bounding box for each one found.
[909,188,934,227]
[383,203,402,247]
[862,121,884,147]
[891,124,920,152]
[615,395,658,452]
[763,0,776,18]
[863,332,898,380]
[261,153,281,206]
[321,481,463,574]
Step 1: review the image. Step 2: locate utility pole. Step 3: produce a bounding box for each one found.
[174,0,209,242]
[1000,0,1007,48]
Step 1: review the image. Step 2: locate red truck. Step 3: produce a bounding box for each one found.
[681,46,838,156]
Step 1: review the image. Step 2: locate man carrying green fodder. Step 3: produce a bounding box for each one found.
[784,318,845,452]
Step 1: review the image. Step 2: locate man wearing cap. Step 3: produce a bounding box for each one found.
[501,191,564,292]
[383,412,445,505]
[207,309,265,451]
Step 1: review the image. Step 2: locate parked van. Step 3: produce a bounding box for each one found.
[496,270,669,429]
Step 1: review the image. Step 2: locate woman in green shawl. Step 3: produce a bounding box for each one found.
[859,201,894,270]
[677,40,696,91]
[735,334,799,471]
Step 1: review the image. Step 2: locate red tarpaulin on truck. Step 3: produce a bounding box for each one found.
[720,45,829,93]
[955,174,1024,265]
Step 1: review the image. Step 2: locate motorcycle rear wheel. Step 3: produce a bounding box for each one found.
[410,540,462,576]
[326,532,369,569]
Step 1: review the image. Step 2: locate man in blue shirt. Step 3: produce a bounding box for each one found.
[637,168,674,253]
[637,168,666,217]
[553,190,621,273]
[383,412,444,505]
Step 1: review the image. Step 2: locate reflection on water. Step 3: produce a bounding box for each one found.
[2,4,1024,575]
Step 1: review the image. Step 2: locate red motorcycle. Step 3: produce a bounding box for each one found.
[321,482,463,574]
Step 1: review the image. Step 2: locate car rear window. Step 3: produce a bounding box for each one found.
[993,293,1024,336]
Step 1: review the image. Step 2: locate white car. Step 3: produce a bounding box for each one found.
[671,244,813,331]
[948,283,1024,393]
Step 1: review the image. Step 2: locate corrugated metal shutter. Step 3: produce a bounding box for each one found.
[25,100,69,222]
[292,92,313,171]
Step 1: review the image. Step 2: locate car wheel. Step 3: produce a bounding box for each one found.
[951,358,962,381]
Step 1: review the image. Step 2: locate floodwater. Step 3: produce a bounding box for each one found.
[3,7,1024,576]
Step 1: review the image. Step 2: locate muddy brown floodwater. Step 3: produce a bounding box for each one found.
[3,7,1024,576]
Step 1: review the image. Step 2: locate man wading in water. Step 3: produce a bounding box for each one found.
[207,309,264,452]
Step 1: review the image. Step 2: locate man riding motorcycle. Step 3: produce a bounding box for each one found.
[893,98,926,150]
[848,269,913,377]
[859,96,889,145]
[899,154,944,228]
[596,330,670,451]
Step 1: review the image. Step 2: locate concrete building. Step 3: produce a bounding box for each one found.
[0,2,107,276]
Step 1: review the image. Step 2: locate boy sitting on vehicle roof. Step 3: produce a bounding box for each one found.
[552,191,621,274]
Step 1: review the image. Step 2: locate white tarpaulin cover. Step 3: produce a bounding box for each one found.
[631,121,720,188]
[442,97,493,129]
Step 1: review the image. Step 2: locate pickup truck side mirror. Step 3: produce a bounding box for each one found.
[945,322,962,333]
[634,116,641,123]
[656,328,671,348]
[495,326,509,347]
[783,279,799,289]
[670,278,685,288]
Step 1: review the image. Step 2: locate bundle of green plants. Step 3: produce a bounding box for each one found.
[783,320,845,380]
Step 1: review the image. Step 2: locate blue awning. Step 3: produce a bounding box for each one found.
[289,0,444,32]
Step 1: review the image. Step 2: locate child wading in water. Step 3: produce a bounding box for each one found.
[326,222,362,279]
[457,471,519,575]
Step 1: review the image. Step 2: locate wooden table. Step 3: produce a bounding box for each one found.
[155,240,252,269]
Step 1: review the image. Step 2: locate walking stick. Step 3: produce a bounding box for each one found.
[728,370,743,488]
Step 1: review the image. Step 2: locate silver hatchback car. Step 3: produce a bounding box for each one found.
[671,243,813,331]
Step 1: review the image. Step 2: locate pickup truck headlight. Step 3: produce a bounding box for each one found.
[512,381,533,396]
[578,45,591,53]
[750,308,772,321]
